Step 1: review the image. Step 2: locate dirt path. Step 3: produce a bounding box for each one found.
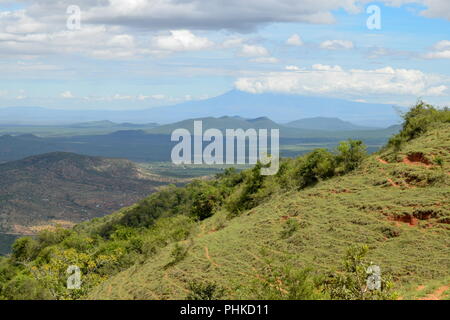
[204,246,220,267]
[387,178,400,188]
[419,285,449,300]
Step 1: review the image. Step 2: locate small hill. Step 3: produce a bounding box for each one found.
[286,117,378,131]
[0,152,170,235]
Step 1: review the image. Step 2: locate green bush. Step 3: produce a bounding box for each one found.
[280,219,299,239]
[323,245,397,300]
[387,101,450,150]
[190,182,223,221]
[225,163,266,215]
[165,243,189,268]
[11,237,39,263]
[335,139,367,174]
[296,149,336,188]
[249,265,325,300]
[186,281,226,300]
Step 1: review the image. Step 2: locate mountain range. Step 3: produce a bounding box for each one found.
[0,90,402,127]
[0,116,401,163]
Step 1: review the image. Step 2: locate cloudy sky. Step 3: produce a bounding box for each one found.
[0,0,449,110]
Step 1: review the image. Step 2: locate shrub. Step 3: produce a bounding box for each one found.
[322,245,397,300]
[165,243,188,268]
[249,264,325,300]
[387,101,450,150]
[280,219,299,239]
[296,149,336,188]
[11,237,39,263]
[190,182,222,221]
[335,140,367,174]
[186,281,226,300]
[225,162,266,215]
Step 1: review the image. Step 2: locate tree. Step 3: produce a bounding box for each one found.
[335,140,367,174]
[296,149,336,188]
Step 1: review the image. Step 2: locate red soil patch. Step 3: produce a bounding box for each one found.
[388,215,418,226]
[377,157,389,164]
[418,285,449,300]
[416,285,426,291]
[402,153,432,167]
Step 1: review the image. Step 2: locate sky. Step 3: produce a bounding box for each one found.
[0,0,449,110]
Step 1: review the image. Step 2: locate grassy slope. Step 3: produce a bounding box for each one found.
[89,124,450,300]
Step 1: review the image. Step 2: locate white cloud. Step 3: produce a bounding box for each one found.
[320,40,354,50]
[285,65,301,71]
[434,40,450,50]
[222,37,245,48]
[138,94,166,101]
[239,44,270,57]
[60,91,74,99]
[312,64,343,71]
[424,40,450,59]
[235,65,449,98]
[112,94,133,100]
[286,34,303,46]
[250,57,279,64]
[152,30,214,52]
[419,0,450,21]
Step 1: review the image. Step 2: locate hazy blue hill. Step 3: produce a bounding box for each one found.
[0,91,402,127]
[0,116,400,163]
[146,90,402,127]
[286,117,377,131]
[146,116,397,139]
[147,116,283,134]
[69,120,159,129]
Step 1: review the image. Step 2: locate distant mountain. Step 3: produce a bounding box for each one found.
[69,120,159,129]
[286,117,377,131]
[0,90,403,127]
[147,116,282,134]
[0,152,171,235]
[139,90,403,127]
[146,116,398,138]
[0,116,401,163]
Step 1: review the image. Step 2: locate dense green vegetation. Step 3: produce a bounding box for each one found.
[0,102,449,300]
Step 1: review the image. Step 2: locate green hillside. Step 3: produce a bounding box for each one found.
[0,152,178,236]
[0,102,448,300]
